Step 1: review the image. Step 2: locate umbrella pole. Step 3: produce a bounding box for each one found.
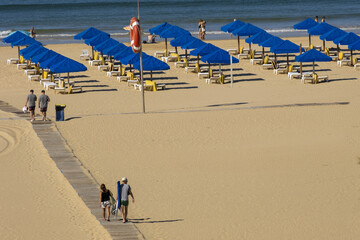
[350,49,353,66]
[67,72,70,85]
[309,34,311,46]
[230,55,233,87]
[249,36,251,53]
[150,71,153,81]
[92,46,94,59]
[287,54,289,69]
[175,46,178,54]
[313,61,315,75]
[237,35,240,53]
[300,44,303,75]
[197,54,200,65]
[165,38,168,57]
[275,54,277,68]
[337,44,340,57]
[323,40,325,51]
[208,63,211,78]
[185,49,188,59]
[18,46,20,59]
[262,47,265,61]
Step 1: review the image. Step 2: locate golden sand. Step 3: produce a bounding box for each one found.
[1,36,360,239]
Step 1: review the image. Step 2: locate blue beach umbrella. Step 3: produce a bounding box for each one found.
[50,58,87,84]
[181,38,206,50]
[159,26,191,55]
[74,27,109,40]
[19,44,42,56]
[295,49,332,74]
[232,23,263,52]
[31,50,58,64]
[271,40,303,67]
[333,32,360,45]
[221,20,246,33]
[246,31,273,59]
[293,18,318,46]
[113,47,134,62]
[334,32,360,62]
[149,22,172,35]
[320,28,346,41]
[293,18,318,30]
[2,31,29,44]
[94,38,119,53]
[11,37,42,59]
[259,36,284,48]
[190,43,221,57]
[102,42,127,56]
[22,46,48,61]
[84,32,110,46]
[170,35,196,48]
[133,56,170,80]
[349,39,360,51]
[40,54,67,69]
[308,23,336,50]
[201,49,239,85]
[121,52,150,66]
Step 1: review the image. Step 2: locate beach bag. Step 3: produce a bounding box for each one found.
[22,106,28,113]
[110,195,117,215]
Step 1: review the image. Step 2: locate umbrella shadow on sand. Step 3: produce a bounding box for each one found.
[232,77,264,83]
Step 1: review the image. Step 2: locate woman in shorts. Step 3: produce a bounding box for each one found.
[99,184,113,221]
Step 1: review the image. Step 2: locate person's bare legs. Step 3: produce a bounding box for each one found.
[124,206,128,222]
[106,206,110,221]
[121,205,126,222]
[30,110,34,122]
[102,207,106,220]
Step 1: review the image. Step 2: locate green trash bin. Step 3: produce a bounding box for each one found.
[55,104,66,121]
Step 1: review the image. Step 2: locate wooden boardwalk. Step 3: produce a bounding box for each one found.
[0,100,144,240]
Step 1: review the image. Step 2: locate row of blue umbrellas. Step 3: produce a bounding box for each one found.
[2,31,42,58]
[74,27,170,78]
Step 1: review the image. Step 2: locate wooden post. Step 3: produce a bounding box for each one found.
[237,35,240,53]
[300,44,303,75]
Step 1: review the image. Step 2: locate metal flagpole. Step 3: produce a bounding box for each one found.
[138,0,145,113]
[230,54,233,87]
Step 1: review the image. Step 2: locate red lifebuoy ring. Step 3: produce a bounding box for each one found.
[130,17,141,53]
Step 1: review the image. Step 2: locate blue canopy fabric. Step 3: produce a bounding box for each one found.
[245,31,273,44]
[221,20,246,33]
[159,25,190,38]
[50,58,87,74]
[2,31,30,43]
[201,49,239,64]
[74,27,110,40]
[320,28,347,41]
[333,32,360,45]
[40,54,67,69]
[22,46,48,61]
[232,23,263,37]
[308,23,336,36]
[149,22,172,35]
[190,43,221,56]
[19,44,42,56]
[349,39,360,50]
[293,18,318,30]
[113,47,134,62]
[94,38,119,52]
[181,38,206,50]
[31,50,58,64]
[170,35,196,47]
[295,49,332,62]
[121,52,150,65]
[259,36,284,48]
[133,56,170,71]
[11,37,41,47]
[102,42,127,56]
[270,40,302,54]
[84,33,110,46]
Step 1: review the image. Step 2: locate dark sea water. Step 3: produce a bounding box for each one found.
[0,0,359,44]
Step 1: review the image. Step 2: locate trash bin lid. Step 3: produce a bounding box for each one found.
[55,104,66,107]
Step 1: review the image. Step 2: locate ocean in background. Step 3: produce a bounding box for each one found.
[0,0,360,45]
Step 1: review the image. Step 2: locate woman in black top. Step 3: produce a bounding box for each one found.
[99,184,113,221]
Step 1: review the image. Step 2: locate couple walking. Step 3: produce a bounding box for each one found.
[99,177,135,223]
[25,89,50,122]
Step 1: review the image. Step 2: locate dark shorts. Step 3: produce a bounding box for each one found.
[121,200,129,206]
[40,107,47,112]
[28,106,35,111]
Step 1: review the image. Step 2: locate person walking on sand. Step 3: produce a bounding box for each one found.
[118,177,135,223]
[321,16,326,23]
[25,89,37,123]
[315,16,319,22]
[38,90,50,121]
[199,20,206,40]
[100,184,113,221]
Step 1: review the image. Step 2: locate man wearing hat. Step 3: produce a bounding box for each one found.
[119,177,134,223]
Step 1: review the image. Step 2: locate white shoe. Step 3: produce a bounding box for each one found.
[30,119,34,123]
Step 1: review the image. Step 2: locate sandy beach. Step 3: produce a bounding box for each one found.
[1,36,360,239]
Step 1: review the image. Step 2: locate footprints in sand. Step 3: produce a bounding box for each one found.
[0,126,20,157]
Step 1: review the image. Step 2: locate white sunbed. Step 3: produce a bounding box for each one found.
[80,50,90,60]
[7,58,19,64]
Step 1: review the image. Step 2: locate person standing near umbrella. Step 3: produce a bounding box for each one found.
[314,16,319,22]
[38,90,50,121]
[30,27,36,39]
[321,16,326,23]
[25,89,37,123]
